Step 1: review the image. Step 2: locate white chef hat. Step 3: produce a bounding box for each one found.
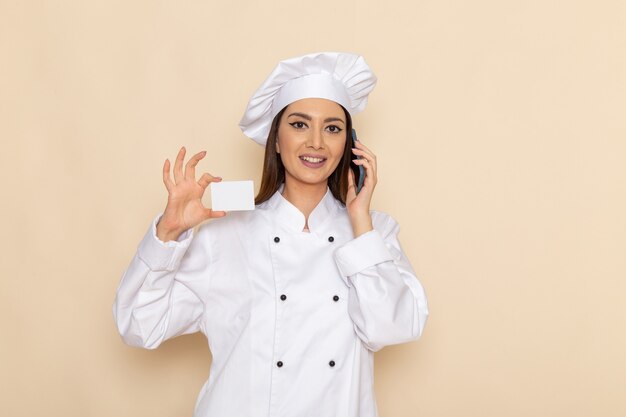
[239,51,377,146]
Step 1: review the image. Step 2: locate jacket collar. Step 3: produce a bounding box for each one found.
[264,184,343,233]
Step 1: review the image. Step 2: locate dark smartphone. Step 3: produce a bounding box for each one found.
[350,129,365,194]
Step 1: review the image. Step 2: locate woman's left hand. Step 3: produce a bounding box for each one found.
[346,139,377,237]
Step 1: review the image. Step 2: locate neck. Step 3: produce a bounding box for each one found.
[281,179,328,222]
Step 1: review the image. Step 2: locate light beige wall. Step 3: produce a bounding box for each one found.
[1,1,625,416]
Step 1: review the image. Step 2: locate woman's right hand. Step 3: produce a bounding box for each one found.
[156,146,226,242]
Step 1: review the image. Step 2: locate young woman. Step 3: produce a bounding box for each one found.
[113,52,429,417]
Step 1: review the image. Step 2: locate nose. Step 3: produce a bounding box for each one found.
[307,127,324,149]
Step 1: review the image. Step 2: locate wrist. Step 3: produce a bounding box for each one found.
[350,213,373,238]
[156,217,188,242]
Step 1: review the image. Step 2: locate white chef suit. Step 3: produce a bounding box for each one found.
[113,186,429,417]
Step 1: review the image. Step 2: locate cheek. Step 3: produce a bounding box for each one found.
[327,141,347,172]
[276,126,296,155]
[332,138,347,160]
[275,139,293,168]
[276,137,292,159]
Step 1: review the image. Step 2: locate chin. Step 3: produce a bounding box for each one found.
[289,172,331,187]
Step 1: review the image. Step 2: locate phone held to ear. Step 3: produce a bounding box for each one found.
[350,129,365,194]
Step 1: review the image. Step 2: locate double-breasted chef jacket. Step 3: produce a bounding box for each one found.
[113,186,429,417]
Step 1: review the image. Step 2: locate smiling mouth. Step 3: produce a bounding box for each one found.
[299,155,328,168]
[300,156,327,163]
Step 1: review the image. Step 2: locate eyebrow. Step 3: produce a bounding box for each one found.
[287,112,346,125]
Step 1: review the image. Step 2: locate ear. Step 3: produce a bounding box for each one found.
[275,140,280,154]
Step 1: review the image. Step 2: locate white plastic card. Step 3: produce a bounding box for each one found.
[210,180,255,211]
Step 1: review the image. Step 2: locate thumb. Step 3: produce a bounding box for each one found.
[206,208,227,219]
[346,169,356,200]
[198,173,222,189]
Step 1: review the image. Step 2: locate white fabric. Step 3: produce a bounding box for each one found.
[113,188,429,417]
[239,52,377,145]
[273,74,351,119]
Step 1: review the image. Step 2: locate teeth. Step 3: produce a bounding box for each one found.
[301,156,325,163]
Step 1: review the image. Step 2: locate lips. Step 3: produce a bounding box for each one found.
[299,154,327,168]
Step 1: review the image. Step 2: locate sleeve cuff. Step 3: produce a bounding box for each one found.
[333,229,394,280]
[136,213,194,271]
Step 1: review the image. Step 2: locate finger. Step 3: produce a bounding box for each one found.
[354,142,377,167]
[351,147,376,160]
[347,165,354,188]
[162,159,174,192]
[198,172,222,189]
[352,158,377,184]
[185,150,207,181]
[346,167,357,200]
[173,146,186,184]
[355,151,377,173]
[206,209,227,219]
[352,146,377,165]
[353,139,374,154]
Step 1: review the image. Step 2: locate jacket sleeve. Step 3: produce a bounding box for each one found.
[112,213,211,349]
[333,214,429,352]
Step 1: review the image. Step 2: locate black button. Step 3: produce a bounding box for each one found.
[333,295,339,302]
[274,236,280,243]
[328,236,334,242]
[329,360,336,367]
[276,361,283,368]
[280,294,287,301]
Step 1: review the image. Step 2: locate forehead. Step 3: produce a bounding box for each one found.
[285,98,345,118]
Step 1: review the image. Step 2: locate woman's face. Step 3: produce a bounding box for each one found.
[276,98,347,190]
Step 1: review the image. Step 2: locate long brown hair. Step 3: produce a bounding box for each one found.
[255,104,353,205]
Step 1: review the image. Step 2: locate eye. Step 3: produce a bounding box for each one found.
[326,125,343,134]
[289,121,307,129]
